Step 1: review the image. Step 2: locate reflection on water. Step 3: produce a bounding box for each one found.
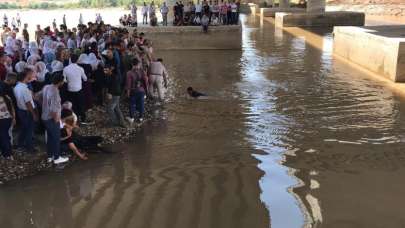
[2,14,405,228]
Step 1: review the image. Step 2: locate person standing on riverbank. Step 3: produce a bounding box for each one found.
[0,85,15,159]
[131,3,137,22]
[79,13,84,25]
[149,2,156,25]
[149,58,168,102]
[63,15,67,27]
[14,68,38,153]
[63,54,88,124]
[142,2,149,25]
[3,14,8,27]
[41,73,69,164]
[104,49,125,127]
[11,18,17,30]
[0,52,7,81]
[126,58,148,123]
[16,13,21,28]
[160,2,169,26]
[195,0,202,18]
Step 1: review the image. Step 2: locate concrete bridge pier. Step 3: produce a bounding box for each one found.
[274,0,365,27]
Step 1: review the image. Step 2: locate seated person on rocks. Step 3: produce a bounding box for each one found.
[187,87,206,98]
[61,109,104,160]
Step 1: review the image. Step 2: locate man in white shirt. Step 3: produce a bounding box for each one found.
[148,58,168,101]
[195,0,203,18]
[160,2,169,26]
[231,1,238,24]
[13,68,38,153]
[63,54,88,123]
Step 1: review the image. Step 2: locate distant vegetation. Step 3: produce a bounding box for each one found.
[0,0,159,9]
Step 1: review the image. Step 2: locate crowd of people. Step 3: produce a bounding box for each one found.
[119,0,240,28]
[0,15,169,164]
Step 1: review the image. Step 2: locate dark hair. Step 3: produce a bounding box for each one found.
[70,54,79,63]
[5,72,17,82]
[61,108,73,119]
[187,87,193,91]
[127,41,135,48]
[132,57,139,66]
[17,68,33,82]
[52,73,64,85]
[157,58,163,62]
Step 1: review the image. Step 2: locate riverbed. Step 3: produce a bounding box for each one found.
[1,13,405,228]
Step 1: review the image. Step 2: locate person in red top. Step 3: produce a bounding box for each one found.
[0,51,7,81]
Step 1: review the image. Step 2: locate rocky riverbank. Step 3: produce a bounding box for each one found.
[0,101,154,185]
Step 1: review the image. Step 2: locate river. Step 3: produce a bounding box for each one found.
[1,12,405,228]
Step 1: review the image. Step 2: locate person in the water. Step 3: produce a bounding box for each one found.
[187,87,206,98]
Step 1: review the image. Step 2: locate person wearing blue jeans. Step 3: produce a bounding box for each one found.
[13,68,38,153]
[41,73,69,164]
[129,91,145,121]
[16,109,35,151]
[126,58,148,123]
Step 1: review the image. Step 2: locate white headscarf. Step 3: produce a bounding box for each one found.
[28,41,39,56]
[88,53,99,71]
[35,61,48,82]
[15,61,27,73]
[27,55,40,65]
[51,60,64,73]
[78,53,90,65]
[43,38,55,54]
[5,36,15,56]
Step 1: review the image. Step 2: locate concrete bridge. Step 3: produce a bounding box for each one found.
[253,0,365,27]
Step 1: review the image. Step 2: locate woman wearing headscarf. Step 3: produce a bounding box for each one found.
[28,42,39,57]
[35,62,49,83]
[5,36,16,57]
[32,61,48,92]
[26,55,40,66]
[14,61,27,74]
[42,38,56,72]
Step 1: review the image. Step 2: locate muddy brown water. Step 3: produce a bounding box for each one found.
[2,14,405,228]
